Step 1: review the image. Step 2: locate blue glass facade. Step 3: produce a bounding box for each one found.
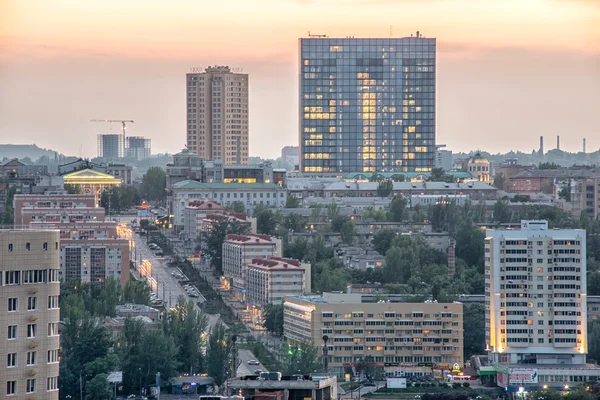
[299,36,436,174]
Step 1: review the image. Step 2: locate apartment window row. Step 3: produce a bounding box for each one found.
[2,269,60,286]
[7,241,57,252]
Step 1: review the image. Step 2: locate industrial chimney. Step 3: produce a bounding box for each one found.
[539,136,544,155]
[557,136,560,151]
[583,138,586,153]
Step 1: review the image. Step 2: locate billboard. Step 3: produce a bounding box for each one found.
[387,378,407,389]
[509,369,538,384]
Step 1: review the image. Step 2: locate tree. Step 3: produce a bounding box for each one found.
[137,329,179,388]
[384,244,417,283]
[200,219,250,274]
[376,179,393,198]
[588,319,600,363]
[282,213,305,233]
[493,199,512,223]
[356,355,383,381]
[281,343,324,375]
[123,279,152,305]
[139,166,167,204]
[263,304,284,336]
[253,204,278,235]
[64,183,80,194]
[331,215,349,232]
[285,195,301,208]
[227,201,246,213]
[463,303,485,359]
[428,167,446,182]
[455,219,485,271]
[341,220,356,245]
[492,173,506,190]
[368,173,384,182]
[388,196,407,222]
[539,162,560,169]
[206,323,230,386]
[559,184,572,202]
[372,228,397,255]
[313,259,349,293]
[85,373,112,400]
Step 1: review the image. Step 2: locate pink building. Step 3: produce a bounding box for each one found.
[13,194,102,227]
[199,212,257,235]
[183,200,224,240]
[246,257,307,306]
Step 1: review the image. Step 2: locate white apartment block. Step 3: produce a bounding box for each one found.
[183,200,224,240]
[186,66,249,163]
[284,293,464,379]
[0,230,61,399]
[485,220,587,365]
[222,234,280,299]
[246,257,309,307]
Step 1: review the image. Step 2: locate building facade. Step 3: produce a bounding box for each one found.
[13,194,99,227]
[284,293,463,378]
[299,34,436,174]
[246,257,308,307]
[186,66,249,163]
[183,200,224,240]
[222,234,279,299]
[0,230,61,399]
[485,220,587,365]
[125,136,151,160]
[97,133,123,160]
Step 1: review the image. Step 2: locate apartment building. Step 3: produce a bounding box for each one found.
[186,65,249,163]
[198,213,257,237]
[222,234,280,300]
[246,257,309,307]
[0,230,61,399]
[31,221,130,287]
[284,293,463,379]
[484,220,600,390]
[183,200,224,240]
[13,194,98,226]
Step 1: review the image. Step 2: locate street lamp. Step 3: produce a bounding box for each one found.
[139,367,142,394]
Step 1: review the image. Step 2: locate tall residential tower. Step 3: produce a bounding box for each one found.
[299,33,436,174]
[186,66,249,164]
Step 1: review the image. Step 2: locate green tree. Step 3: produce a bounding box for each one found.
[139,166,167,204]
[123,279,151,305]
[384,245,417,283]
[428,167,446,182]
[492,173,506,190]
[376,179,394,197]
[388,196,407,222]
[282,213,305,233]
[85,373,112,400]
[226,201,245,213]
[200,219,250,273]
[314,259,349,292]
[374,209,387,222]
[263,304,284,336]
[372,228,397,255]
[137,329,179,388]
[588,319,600,363]
[493,199,512,223]
[539,162,560,169]
[341,220,356,244]
[368,173,384,182]
[455,219,485,271]
[207,323,230,386]
[463,303,485,359]
[559,184,572,202]
[331,215,349,232]
[281,343,324,375]
[64,183,81,194]
[253,203,278,235]
[285,195,301,208]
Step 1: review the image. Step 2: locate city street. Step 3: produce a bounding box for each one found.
[236,349,269,376]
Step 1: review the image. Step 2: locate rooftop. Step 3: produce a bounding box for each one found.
[116,303,160,314]
[225,233,273,243]
[324,181,497,191]
[186,200,224,210]
[173,180,282,190]
[248,256,303,270]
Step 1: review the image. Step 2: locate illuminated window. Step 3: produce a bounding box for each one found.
[408,126,416,133]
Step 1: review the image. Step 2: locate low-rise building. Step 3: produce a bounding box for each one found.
[246,256,309,307]
[204,160,274,184]
[105,163,133,185]
[284,292,464,378]
[183,200,224,240]
[222,234,280,300]
[13,194,99,227]
[227,375,337,400]
[115,303,161,320]
[199,213,257,236]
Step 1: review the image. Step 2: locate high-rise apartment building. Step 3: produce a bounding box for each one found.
[1,230,61,399]
[485,220,587,364]
[284,292,463,378]
[125,136,151,160]
[186,66,249,163]
[97,133,123,160]
[299,33,436,174]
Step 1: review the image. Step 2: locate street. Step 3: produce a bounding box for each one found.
[236,349,269,376]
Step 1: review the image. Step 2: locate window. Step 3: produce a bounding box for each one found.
[27,324,37,339]
[48,296,59,309]
[43,242,48,251]
[8,325,17,340]
[8,243,13,251]
[6,381,16,395]
[8,298,18,312]
[27,296,37,311]
[7,353,17,367]
[48,323,58,336]
[27,351,36,366]
[26,242,31,251]
[47,377,58,391]
[5,271,20,285]
[47,349,58,364]
[26,379,36,394]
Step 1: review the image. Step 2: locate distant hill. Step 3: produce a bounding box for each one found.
[0,144,61,161]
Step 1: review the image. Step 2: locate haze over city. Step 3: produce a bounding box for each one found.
[1,0,599,158]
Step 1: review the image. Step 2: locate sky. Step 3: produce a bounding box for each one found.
[1,0,599,159]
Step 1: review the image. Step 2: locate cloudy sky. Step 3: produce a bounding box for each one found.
[1,0,598,159]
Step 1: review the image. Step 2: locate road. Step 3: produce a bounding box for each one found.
[236,349,269,377]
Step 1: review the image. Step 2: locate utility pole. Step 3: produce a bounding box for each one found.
[323,335,329,374]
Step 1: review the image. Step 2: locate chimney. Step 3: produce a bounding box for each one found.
[539,136,544,156]
[583,138,586,153]
[557,136,560,151]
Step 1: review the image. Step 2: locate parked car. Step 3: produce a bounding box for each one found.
[248,360,259,365]
[254,369,263,375]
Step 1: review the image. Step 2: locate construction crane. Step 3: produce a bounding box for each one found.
[90,119,134,143]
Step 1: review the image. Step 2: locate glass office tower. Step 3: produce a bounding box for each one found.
[299,35,436,174]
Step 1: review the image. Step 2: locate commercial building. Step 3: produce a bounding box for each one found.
[484,220,600,390]
[299,33,436,174]
[186,65,249,163]
[97,133,123,160]
[227,375,337,400]
[246,256,310,307]
[105,163,133,185]
[222,234,280,299]
[466,153,491,182]
[0,230,61,399]
[284,292,463,378]
[125,136,151,160]
[204,160,274,184]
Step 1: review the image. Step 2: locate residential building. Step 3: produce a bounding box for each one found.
[183,200,224,240]
[284,293,463,378]
[198,213,257,238]
[299,33,436,174]
[0,158,48,178]
[246,256,309,307]
[0,183,7,216]
[186,65,249,163]
[484,220,599,390]
[335,246,385,270]
[204,160,273,184]
[97,133,123,160]
[0,229,61,399]
[435,148,453,172]
[171,180,287,228]
[125,136,151,160]
[13,194,99,227]
[115,303,161,320]
[222,234,280,300]
[281,145,300,168]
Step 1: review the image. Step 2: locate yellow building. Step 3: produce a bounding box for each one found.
[62,169,122,206]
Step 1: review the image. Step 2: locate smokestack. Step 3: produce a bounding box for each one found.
[539,136,544,155]
[448,239,456,279]
[557,136,560,151]
[583,138,586,153]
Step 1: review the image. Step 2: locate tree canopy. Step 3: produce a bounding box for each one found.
[139,166,167,204]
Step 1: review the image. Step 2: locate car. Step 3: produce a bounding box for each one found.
[248,360,259,365]
[363,382,376,387]
[254,369,263,375]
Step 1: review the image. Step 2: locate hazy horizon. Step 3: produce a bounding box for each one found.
[1,0,599,159]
